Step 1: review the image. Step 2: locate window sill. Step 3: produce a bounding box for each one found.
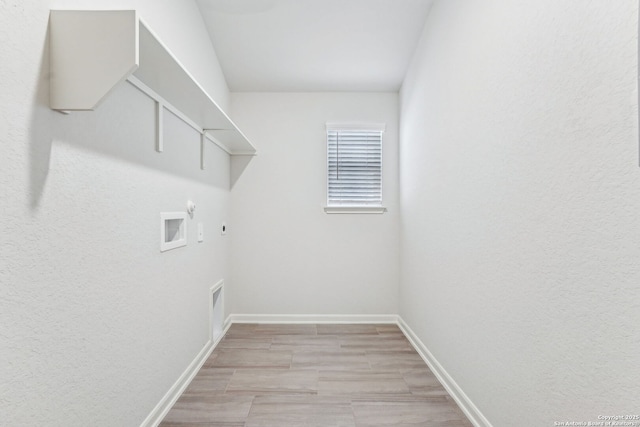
[324,206,387,214]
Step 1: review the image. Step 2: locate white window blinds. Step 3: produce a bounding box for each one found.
[326,123,384,206]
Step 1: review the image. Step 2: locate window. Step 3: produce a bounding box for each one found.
[325,123,386,214]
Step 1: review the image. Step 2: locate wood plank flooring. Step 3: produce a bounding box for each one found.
[159,324,473,427]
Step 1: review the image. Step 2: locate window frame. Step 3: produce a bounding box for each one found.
[324,122,387,214]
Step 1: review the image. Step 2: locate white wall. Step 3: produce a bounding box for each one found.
[229,92,399,316]
[0,1,231,425]
[399,1,639,426]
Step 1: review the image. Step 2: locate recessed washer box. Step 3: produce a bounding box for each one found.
[160,212,187,252]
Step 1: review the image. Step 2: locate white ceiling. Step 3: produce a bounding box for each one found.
[195,0,433,92]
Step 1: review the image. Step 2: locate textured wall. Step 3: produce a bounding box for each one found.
[229,92,400,316]
[399,1,639,425]
[0,1,231,425]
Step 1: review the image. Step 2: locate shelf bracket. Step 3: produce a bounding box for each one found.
[200,132,206,170]
[156,101,164,153]
[49,11,256,158]
[202,129,233,156]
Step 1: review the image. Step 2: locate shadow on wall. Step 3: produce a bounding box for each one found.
[28,24,232,211]
[231,155,253,188]
[29,22,53,211]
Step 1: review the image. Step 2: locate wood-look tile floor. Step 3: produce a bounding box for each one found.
[160,324,473,427]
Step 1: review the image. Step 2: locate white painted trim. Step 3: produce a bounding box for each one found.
[227,314,399,324]
[209,280,225,342]
[155,101,163,153]
[324,206,387,214]
[200,133,206,170]
[224,314,234,327]
[397,317,493,427]
[210,279,224,294]
[203,131,232,156]
[227,151,258,156]
[127,76,202,139]
[127,77,245,157]
[159,212,187,252]
[139,321,231,427]
[326,122,386,132]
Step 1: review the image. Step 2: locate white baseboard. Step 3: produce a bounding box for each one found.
[396,317,493,427]
[227,313,400,324]
[139,321,231,427]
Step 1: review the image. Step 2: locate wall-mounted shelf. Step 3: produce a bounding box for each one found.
[49,10,256,156]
